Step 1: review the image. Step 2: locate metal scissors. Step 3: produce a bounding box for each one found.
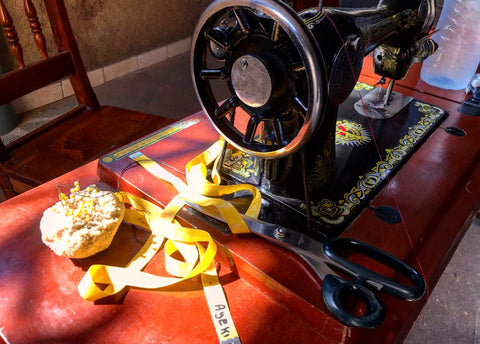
[185,201,426,328]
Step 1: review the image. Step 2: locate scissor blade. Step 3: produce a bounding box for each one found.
[183,200,334,278]
[242,217,323,257]
[242,217,338,279]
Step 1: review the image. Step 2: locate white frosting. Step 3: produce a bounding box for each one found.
[40,187,125,258]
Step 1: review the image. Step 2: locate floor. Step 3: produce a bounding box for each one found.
[1,53,479,343]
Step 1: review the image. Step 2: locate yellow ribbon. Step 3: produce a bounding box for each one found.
[78,138,259,343]
[78,193,217,300]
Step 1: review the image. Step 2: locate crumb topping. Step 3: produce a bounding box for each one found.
[40,182,125,258]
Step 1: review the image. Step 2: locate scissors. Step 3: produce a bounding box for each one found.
[185,201,426,328]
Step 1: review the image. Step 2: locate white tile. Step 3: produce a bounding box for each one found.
[12,83,63,113]
[87,68,105,87]
[138,46,168,69]
[61,67,105,98]
[61,79,74,97]
[167,37,191,58]
[103,56,138,82]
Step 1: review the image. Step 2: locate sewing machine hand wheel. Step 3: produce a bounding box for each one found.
[191,0,327,158]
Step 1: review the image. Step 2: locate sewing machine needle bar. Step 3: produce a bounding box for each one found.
[383,78,395,106]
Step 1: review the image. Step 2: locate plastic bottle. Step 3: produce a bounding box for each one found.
[420,0,480,90]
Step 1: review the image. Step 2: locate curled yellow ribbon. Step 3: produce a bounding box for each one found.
[78,138,257,343]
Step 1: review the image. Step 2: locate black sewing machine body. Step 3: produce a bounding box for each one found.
[191,0,445,238]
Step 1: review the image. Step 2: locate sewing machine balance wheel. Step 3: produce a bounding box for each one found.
[191,0,328,158]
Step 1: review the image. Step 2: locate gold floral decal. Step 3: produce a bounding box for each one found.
[305,101,445,225]
[336,120,372,146]
[222,148,259,179]
[354,82,375,92]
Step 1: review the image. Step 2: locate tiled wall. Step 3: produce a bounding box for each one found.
[11,37,191,115]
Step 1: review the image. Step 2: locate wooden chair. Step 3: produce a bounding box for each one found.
[0,0,174,199]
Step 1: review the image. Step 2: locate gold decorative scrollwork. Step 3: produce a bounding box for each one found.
[309,101,444,225]
[308,132,335,191]
[101,117,201,162]
[222,149,259,179]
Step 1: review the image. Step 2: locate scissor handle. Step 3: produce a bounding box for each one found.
[322,274,386,328]
[323,237,426,301]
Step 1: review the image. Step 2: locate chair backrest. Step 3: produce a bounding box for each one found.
[0,0,98,159]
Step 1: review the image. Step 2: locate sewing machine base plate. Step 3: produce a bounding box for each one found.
[217,83,447,237]
[98,83,446,238]
[320,84,445,233]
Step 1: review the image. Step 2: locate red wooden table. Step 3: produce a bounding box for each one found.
[0,60,478,344]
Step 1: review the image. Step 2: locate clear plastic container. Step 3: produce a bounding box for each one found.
[420,0,480,90]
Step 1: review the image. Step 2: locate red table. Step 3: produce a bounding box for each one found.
[0,60,478,344]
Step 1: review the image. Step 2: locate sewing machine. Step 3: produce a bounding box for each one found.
[190,0,444,238]
[97,0,447,330]
[1,0,478,342]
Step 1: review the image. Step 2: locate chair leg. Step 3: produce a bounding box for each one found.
[0,169,16,200]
